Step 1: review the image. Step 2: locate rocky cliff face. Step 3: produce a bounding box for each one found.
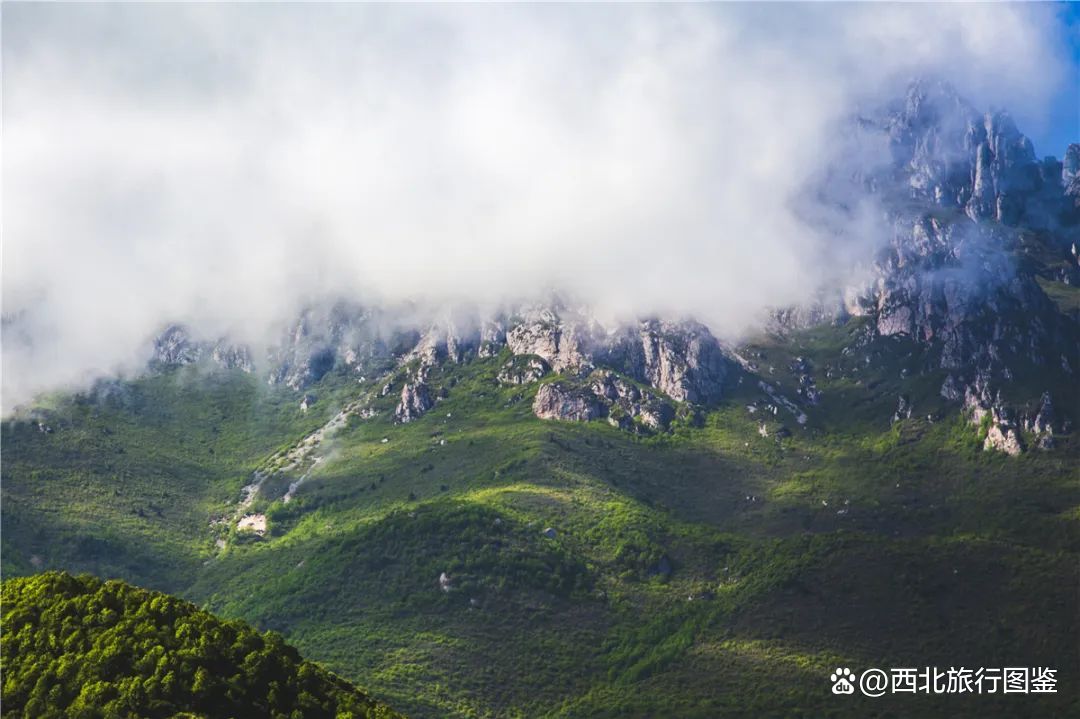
[149,300,731,434]
[266,303,420,390]
[532,371,679,432]
[144,80,1074,451]
[882,79,1074,228]
[832,80,1079,452]
[151,325,253,373]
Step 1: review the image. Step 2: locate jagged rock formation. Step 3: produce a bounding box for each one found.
[884,79,1074,228]
[592,371,675,431]
[152,325,202,365]
[151,324,253,372]
[497,355,550,385]
[504,305,594,372]
[823,80,1079,450]
[958,369,1060,455]
[267,303,417,390]
[532,370,677,432]
[533,383,606,423]
[151,299,731,419]
[140,80,1073,450]
[609,320,728,404]
[892,395,913,423]
[394,362,435,423]
[395,380,434,423]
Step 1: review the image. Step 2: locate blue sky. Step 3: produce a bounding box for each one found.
[1028,3,1080,157]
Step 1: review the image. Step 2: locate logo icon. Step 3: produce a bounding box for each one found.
[831,667,855,695]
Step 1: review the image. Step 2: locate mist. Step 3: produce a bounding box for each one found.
[2,3,1074,409]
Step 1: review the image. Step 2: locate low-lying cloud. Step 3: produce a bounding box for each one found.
[2,3,1074,409]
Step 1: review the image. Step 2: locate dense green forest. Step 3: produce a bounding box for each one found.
[0,572,403,719]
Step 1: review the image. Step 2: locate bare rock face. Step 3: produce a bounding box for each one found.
[395,381,434,423]
[884,79,1054,227]
[497,355,550,385]
[152,299,733,410]
[533,383,606,422]
[1029,392,1055,435]
[784,80,1077,430]
[1064,144,1080,200]
[478,319,507,358]
[532,371,677,432]
[634,320,727,404]
[598,320,727,404]
[505,306,594,372]
[984,424,1023,456]
[1021,392,1057,449]
[962,372,1029,456]
[892,395,913,423]
[210,344,254,373]
[500,307,729,405]
[592,371,675,431]
[637,401,676,431]
[151,325,253,373]
[153,325,202,366]
[789,356,821,405]
[267,303,422,391]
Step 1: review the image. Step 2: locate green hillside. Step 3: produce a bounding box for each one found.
[2,331,1077,717]
[0,571,403,719]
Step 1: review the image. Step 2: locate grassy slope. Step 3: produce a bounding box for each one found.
[2,337,1077,717]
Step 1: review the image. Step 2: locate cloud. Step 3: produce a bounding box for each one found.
[1,3,1073,408]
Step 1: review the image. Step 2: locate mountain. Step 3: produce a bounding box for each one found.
[2,82,1078,717]
[1,571,403,719]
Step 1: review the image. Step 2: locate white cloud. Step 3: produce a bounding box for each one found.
[1,3,1072,408]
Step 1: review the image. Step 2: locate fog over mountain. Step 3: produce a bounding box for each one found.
[2,3,1076,409]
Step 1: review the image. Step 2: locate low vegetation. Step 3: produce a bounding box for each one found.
[2,330,1076,717]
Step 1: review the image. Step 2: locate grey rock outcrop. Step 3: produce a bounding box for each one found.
[152,325,202,366]
[962,372,1027,456]
[883,79,1065,228]
[497,355,550,385]
[892,395,913,423]
[598,319,727,404]
[984,424,1023,456]
[151,324,253,373]
[592,371,675,431]
[532,370,677,432]
[533,383,606,422]
[267,302,425,391]
[478,319,507,358]
[395,379,434,423]
[633,320,727,404]
[211,344,254,372]
[504,305,595,372]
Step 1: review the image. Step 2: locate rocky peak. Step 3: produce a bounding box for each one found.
[152,325,202,366]
[880,79,1066,227]
[151,324,252,373]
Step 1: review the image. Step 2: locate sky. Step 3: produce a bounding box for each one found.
[2,2,1078,410]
